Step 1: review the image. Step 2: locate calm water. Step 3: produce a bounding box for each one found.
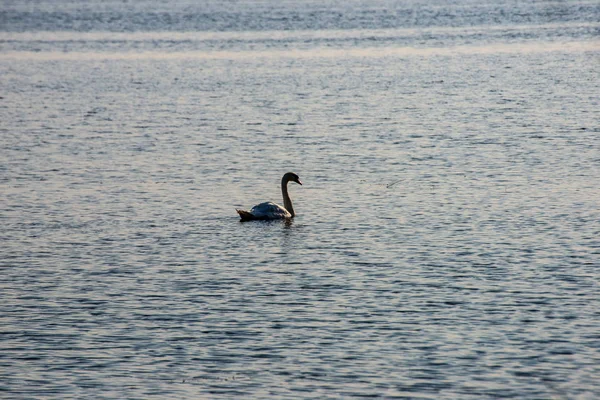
[1,1,600,398]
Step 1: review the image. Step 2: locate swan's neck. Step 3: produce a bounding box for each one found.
[281,176,295,217]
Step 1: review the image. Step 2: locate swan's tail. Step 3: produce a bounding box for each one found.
[236,209,255,221]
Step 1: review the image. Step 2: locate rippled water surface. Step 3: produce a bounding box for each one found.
[1,1,600,398]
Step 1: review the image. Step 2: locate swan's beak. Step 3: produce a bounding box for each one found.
[297,179,303,185]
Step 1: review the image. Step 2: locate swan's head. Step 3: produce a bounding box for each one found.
[285,172,302,185]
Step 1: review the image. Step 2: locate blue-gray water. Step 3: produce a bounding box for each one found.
[1,1,599,398]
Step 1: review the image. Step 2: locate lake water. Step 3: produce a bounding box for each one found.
[1,1,599,398]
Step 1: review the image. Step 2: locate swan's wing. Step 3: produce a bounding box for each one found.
[250,202,291,219]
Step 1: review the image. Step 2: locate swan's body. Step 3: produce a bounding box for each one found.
[237,172,302,221]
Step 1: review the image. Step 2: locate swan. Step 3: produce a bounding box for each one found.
[236,172,303,221]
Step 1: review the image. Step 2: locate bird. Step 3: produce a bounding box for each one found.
[236,172,303,221]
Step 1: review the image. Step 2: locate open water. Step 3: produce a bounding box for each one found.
[1,1,600,398]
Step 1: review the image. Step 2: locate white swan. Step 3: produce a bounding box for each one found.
[237,172,303,221]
